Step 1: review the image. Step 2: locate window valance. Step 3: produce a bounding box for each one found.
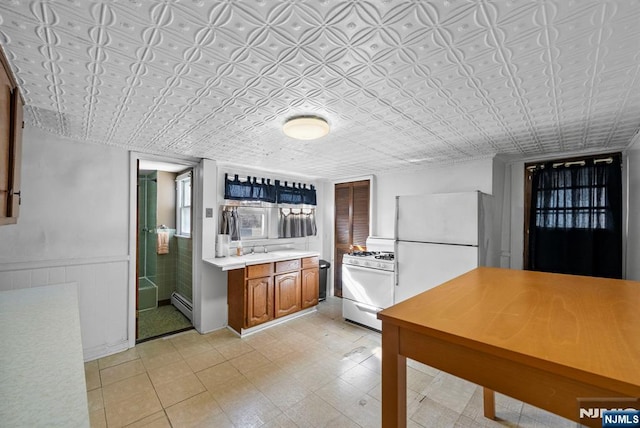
[224,173,316,205]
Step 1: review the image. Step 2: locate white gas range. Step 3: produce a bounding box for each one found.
[342,237,395,331]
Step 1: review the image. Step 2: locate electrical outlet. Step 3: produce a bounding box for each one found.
[205,208,213,218]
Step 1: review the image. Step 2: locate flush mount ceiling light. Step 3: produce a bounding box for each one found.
[283,116,330,140]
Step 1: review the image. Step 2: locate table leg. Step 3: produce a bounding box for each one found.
[483,387,496,420]
[381,323,407,428]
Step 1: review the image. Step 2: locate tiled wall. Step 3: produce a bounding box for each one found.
[155,231,177,301]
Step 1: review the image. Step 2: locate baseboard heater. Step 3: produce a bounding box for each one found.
[171,292,193,322]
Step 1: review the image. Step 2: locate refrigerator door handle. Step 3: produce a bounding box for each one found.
[394,240,399,286]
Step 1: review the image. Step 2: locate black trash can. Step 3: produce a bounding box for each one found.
[318,259,330,301]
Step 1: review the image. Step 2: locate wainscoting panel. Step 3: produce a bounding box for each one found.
[0,257,130,361]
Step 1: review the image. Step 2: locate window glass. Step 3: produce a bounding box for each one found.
[236,206,267,240]
[176,173,191,237]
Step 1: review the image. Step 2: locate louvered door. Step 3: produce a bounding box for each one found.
[334,180,370,297]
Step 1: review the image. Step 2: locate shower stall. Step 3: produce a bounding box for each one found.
[138,172,159,311]
[137,169,193,340]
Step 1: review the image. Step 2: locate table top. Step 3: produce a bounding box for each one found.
[0,283,89,427]
[378,267,640,393]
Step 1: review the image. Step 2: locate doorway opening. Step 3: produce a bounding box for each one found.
[136,160,194,342]
[524,152,623,278]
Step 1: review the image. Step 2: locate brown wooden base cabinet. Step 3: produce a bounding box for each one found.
[227,256,319,334]
[301,256,319,309]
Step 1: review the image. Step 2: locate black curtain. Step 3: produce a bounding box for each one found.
[528,154,622,278]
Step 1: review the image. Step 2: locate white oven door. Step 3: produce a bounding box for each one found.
[342,264,394,309]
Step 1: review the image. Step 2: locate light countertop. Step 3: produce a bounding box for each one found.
[0,283,89,427]
[204,250,319,271]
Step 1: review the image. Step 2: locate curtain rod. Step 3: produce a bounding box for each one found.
[526,156,614,171]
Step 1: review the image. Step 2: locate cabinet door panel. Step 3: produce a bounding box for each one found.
[246,276,273,327]
[301,267,319,309]
[274,271,301,318]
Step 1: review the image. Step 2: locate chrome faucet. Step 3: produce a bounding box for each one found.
[250,247,255,255]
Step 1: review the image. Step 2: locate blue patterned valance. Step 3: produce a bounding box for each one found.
[224,173,316,205]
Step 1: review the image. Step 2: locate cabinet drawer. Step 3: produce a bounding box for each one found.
[302,256,319,268]
[246,263,272,278]
[275,259,301,273]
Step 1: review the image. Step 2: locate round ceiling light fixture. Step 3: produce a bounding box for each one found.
[283,116,330,140]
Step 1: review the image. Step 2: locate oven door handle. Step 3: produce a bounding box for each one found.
[342,264,394,274]
[354,302,380,314]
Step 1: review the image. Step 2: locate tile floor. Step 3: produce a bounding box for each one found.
[85,297,578,427]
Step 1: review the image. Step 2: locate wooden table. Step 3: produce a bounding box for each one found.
[377,267,640,427]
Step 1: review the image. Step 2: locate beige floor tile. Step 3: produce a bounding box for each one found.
[254,340,298,361]
[324,414,361,428]
[407,366,436,394]
[165,391,231,427]
[104,389,162,428]
[223,395,282,427]
[100,360,147,387]
[259,412,300,428]
[102,373,154,407]
[196,361,243,391]
[216,340,254,360]
[153,372,206,408]
[257,377,312,410]
[519,403,577,427]
[360,343,382,369]
[208,375,260,407]
[87,388,104,412]
[98,348,139,370]
[314,378,363,413]
[136,339,177,359]
[86,364,102,391]
[462,388,521,426]
[85,298,570,428]
[175,340,215,359]
[147,360,193,387]
[284,393,343,427]
[410,396,462,428]
[244,363,287,390]
[339,363,380,393]
[140,349,184,371]
[243,329,278,348]
[422,372,476,414]
[124,411,171,428]
[89,408,107,428]
[205,328,242,348]
[290,362,340,392]
[340,393,381,428]
[229,349,272,374]
[183,347,226,372]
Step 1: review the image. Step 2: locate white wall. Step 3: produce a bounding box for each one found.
[374,158,495,238]
[626,149,640,280]
[0,127,130,360]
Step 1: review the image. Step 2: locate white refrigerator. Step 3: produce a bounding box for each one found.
[394,191,496,303]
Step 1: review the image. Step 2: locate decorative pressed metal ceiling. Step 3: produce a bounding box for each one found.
[0,1,639,178]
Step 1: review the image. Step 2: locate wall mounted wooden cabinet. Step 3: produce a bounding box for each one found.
[227,256,319,334]
[0,45,23,226]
